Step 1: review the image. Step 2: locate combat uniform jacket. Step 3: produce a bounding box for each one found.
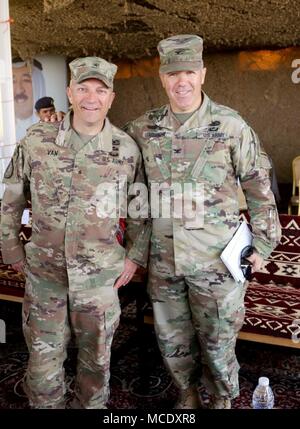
[125,92,281,277]
[1,112,150,289]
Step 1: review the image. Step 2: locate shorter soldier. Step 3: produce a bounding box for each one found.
[1,57,150,408]
[125,35,281,409]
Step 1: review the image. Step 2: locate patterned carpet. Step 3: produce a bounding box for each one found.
[0,298,299,410]
[251,214,300,287]
[241,214,300,341]
[243,281,300,340]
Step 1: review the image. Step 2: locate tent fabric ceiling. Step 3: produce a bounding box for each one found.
[9,0,300,60]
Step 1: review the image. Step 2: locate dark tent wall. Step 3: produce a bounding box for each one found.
[110,48,300,184]
[9,0,300,183]
[10,1,300,60]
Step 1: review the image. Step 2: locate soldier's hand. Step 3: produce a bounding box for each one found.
[114,257,139,289]
[11,259,26,274]
[245,251,263,273]
[44,111,65,123]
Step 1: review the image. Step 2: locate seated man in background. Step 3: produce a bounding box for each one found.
[34,96,55,122]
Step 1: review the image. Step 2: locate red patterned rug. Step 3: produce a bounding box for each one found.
[243,281,300,340]
[0,254,25,299]
[239,214,300,341]
[251,214,300,287]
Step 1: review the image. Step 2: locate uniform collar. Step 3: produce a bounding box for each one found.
[153,91,212,130]
[55,111,112,152]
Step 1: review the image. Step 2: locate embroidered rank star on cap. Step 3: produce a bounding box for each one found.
[158,34,204,73]
[69,57,118,88]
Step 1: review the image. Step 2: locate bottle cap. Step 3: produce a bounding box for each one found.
[258,377,269,387]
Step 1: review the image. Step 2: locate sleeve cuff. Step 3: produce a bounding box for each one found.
[252,237,273,259]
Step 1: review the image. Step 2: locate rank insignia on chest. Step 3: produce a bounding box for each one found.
[173,147,183,158]
[110,140,120,157]
[208,120,221,131]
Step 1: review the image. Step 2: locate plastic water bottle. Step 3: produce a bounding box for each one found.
[252,377,274,409]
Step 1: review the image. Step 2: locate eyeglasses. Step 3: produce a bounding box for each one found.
[240,245,254,280]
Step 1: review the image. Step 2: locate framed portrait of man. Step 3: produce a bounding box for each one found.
[12,55,68,141]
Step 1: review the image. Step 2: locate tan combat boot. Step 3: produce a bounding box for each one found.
[174,386,201,409]
[209,395,231,409]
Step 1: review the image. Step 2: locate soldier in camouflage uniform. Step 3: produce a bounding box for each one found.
[1,57,150,409]
[125,35,281,409]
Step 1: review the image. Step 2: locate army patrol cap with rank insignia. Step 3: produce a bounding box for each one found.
[158,34,204,74]
[69,56,118,89]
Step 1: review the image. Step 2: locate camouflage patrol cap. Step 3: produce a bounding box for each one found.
[158,34,203,73]
[69,57,117,88]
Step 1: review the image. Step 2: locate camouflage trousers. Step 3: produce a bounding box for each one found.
[148,260,247,399]
[22,268,120,409]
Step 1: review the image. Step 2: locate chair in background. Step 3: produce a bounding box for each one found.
[288,155,300,215]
